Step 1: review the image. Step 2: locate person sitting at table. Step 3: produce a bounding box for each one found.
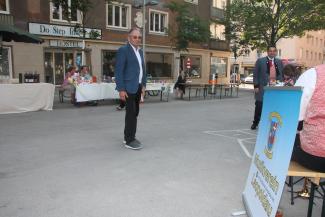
[174,70,186,99]
[79,65,98,106]
[80,65,92,82]
[292,64,325,172]
[282,64,300,86]
[61,66,78,104]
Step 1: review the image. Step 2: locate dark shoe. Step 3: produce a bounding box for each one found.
[116,105,123,111]
[125,139,142,150]
[251,123,258,130]
[86,101,98,106]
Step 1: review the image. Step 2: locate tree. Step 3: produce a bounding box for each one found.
[50,0,102,65]
[226,0,325,51]
[50,0,101,39]
[165,1,210,51]
[223,1,250,61]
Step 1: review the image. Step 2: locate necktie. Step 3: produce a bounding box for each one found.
[269,60,276,84]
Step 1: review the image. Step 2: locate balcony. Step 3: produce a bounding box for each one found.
[211,7,225,21]
[209,38,230,51]
[0,14,13,25]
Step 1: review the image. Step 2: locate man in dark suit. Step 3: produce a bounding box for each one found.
[251,46,283,130]
[115,27,147,150]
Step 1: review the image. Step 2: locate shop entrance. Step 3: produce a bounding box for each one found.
[44,49,89,85]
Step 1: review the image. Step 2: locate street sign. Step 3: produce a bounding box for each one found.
[186,58,191,69]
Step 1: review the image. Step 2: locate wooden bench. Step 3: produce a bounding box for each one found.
[287,161,325,217]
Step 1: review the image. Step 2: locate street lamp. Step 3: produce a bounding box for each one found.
[134,0,159,64]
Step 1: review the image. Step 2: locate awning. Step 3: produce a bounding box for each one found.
[0,24,43,44]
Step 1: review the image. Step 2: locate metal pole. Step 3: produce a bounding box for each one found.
[142,0,146,65]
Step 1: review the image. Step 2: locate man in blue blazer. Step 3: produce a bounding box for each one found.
[251,46,283,130]
[115,27,147,150]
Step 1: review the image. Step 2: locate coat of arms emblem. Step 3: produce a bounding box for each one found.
[265,112,282,159]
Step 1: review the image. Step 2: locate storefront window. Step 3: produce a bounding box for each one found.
[146,53,172,78]
[54,52,64,85]
[210,56,227,78]
[102,50,117,81]
[180,55,201,78]
[76,52,82,69]
[44,52,54,83]
[44,49,86,85]
[0,47,12,79]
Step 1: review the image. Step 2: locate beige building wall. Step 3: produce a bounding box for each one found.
[277,30,325,68]
[4,41,44,81]
[232,30,325,76]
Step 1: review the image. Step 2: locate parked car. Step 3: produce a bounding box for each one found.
[244,74,254,84]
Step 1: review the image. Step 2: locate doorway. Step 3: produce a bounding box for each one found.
[44,49,86,85]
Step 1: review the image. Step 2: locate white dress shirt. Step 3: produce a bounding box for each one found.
[130,44,143,84]
[295,68,317,121]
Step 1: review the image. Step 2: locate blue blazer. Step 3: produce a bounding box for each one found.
[115,43,147,94]
[253,56,283,101]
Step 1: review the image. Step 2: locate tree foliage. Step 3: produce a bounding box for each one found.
[165,1,210,51]
[225,0,325,52]
[50,0,100,39]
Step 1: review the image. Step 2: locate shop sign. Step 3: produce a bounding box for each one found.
[49,40,83,48]
[29,22,102,39]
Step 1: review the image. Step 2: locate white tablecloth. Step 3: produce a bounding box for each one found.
[75,83,119,102]
[0,83,55,114]
[75,82,174,102]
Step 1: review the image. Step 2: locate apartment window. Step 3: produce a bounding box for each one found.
[311,51,313,60]
[320,39,323,47]
[107,3,131,29]
[149,9,168,34]
[319,53,322,61]
[315,52,317,60]
[316,37,318,46]
[184,0,198,5]
[213,0,226,8]
[0,0,9,14]
[210,23,225,40]
[306,50,309,60]
[50,0,81,23]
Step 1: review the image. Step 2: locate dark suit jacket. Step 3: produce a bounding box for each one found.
[253,56,283,101]
[115,43,147,94]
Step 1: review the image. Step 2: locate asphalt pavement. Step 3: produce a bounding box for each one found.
[0,88,322,217]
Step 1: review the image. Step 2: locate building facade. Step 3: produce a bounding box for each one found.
[231,30,325,78]
[1,0,231,85]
